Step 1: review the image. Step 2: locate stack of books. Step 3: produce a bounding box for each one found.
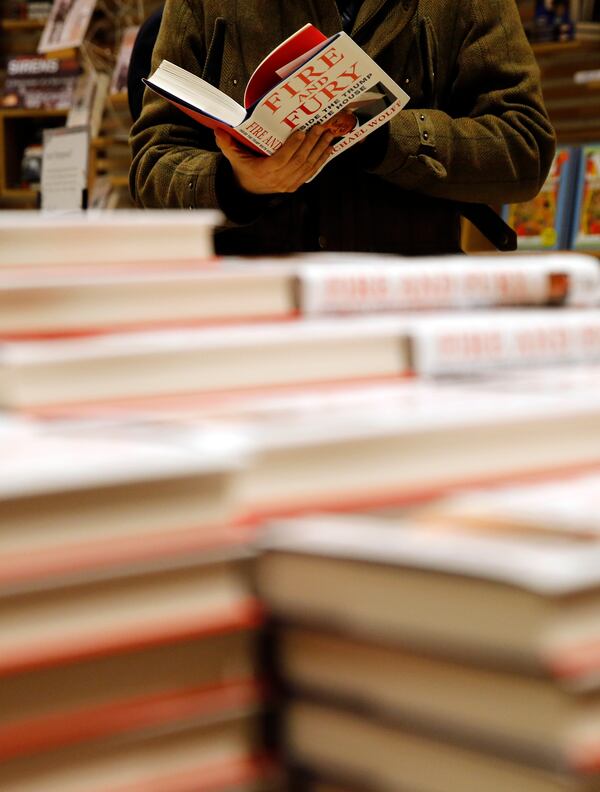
[415,465,600,540]
[0,210,220,266]
[4,209,600,790]
[0,211,289,789]
[0,418,276,791]
[1,250,600,414]
[257,512,600,792]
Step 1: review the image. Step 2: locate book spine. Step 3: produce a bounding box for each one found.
[235,122,281,155]
[572,145,600,251]
[559,146,582,250]
[411,314,600,375]
[0,678,263,761]
[505,147,573,251]
[298,263,599,314]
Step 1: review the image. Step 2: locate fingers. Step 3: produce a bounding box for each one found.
[293,124,330,164]
[214,124,334,195]
[305,129,335,167]
[269,130,309,168]
[270,124,329,170]
[285,127,334,185]
[287,146,333,193]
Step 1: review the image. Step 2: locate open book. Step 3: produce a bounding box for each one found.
[144,23,409,165]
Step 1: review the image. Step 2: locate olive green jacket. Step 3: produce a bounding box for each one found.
[129,0,556,255]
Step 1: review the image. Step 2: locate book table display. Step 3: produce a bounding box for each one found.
[1,212,600,791]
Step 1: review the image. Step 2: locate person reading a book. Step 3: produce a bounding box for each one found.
[130,0,556,256]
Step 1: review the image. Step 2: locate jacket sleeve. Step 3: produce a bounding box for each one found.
[129,0,231,211]
[369,0,556,205]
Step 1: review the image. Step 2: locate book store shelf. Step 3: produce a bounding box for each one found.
[0,107,67,206]
[464,37,600,253]
[532,39,600,144]
[531,39,600,56]
[0,18,45,30]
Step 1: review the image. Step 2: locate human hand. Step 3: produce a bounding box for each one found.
[215,126,334,195]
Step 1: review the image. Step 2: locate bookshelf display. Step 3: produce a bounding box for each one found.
[88,89,133,207]
[0,0,163,209]
[1,212,600,788]
[0,107,66,206]
[463,37,600,254]
[535,39,600,144]
[0,1,597,226]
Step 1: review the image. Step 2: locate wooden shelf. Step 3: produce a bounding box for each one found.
[0,108,68,119]
[532,39,600,56]
[1,186,38,200]
[91,135,129,148]
[0,18,46,31]
[108,91,129,106]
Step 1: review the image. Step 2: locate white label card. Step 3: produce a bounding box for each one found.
[41,125,89,211]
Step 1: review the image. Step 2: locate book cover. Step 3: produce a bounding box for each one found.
[144,24,409,166]
[297,253,600,312]
[110,25,139,95]
[408,308,600,375]
[8,0,53,19]
[572,144,600,251]
[503,146,580,250]
[25,0,52,19]
[37,0,96,54]
[531,0,575,40]
[67,68,110,137]
[1,55,81,110]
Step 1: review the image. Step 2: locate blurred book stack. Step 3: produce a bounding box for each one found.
[0,418,276,792]
[0,212,280,792]
[3,210,600,790]
[258,512,600,792]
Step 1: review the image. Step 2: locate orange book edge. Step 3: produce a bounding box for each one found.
[0,678,266,763]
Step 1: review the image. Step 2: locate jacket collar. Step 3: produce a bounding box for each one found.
[311,0,418,56]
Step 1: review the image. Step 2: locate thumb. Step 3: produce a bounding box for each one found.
[215,129,241,160]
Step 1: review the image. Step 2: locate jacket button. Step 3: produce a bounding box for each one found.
[423,132,429,141]
[188,181,193,190]
[318,235,327,249]
[404,77,410,85]
[420,114,426,121]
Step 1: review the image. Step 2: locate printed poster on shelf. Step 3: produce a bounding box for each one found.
[40,125,89,211]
